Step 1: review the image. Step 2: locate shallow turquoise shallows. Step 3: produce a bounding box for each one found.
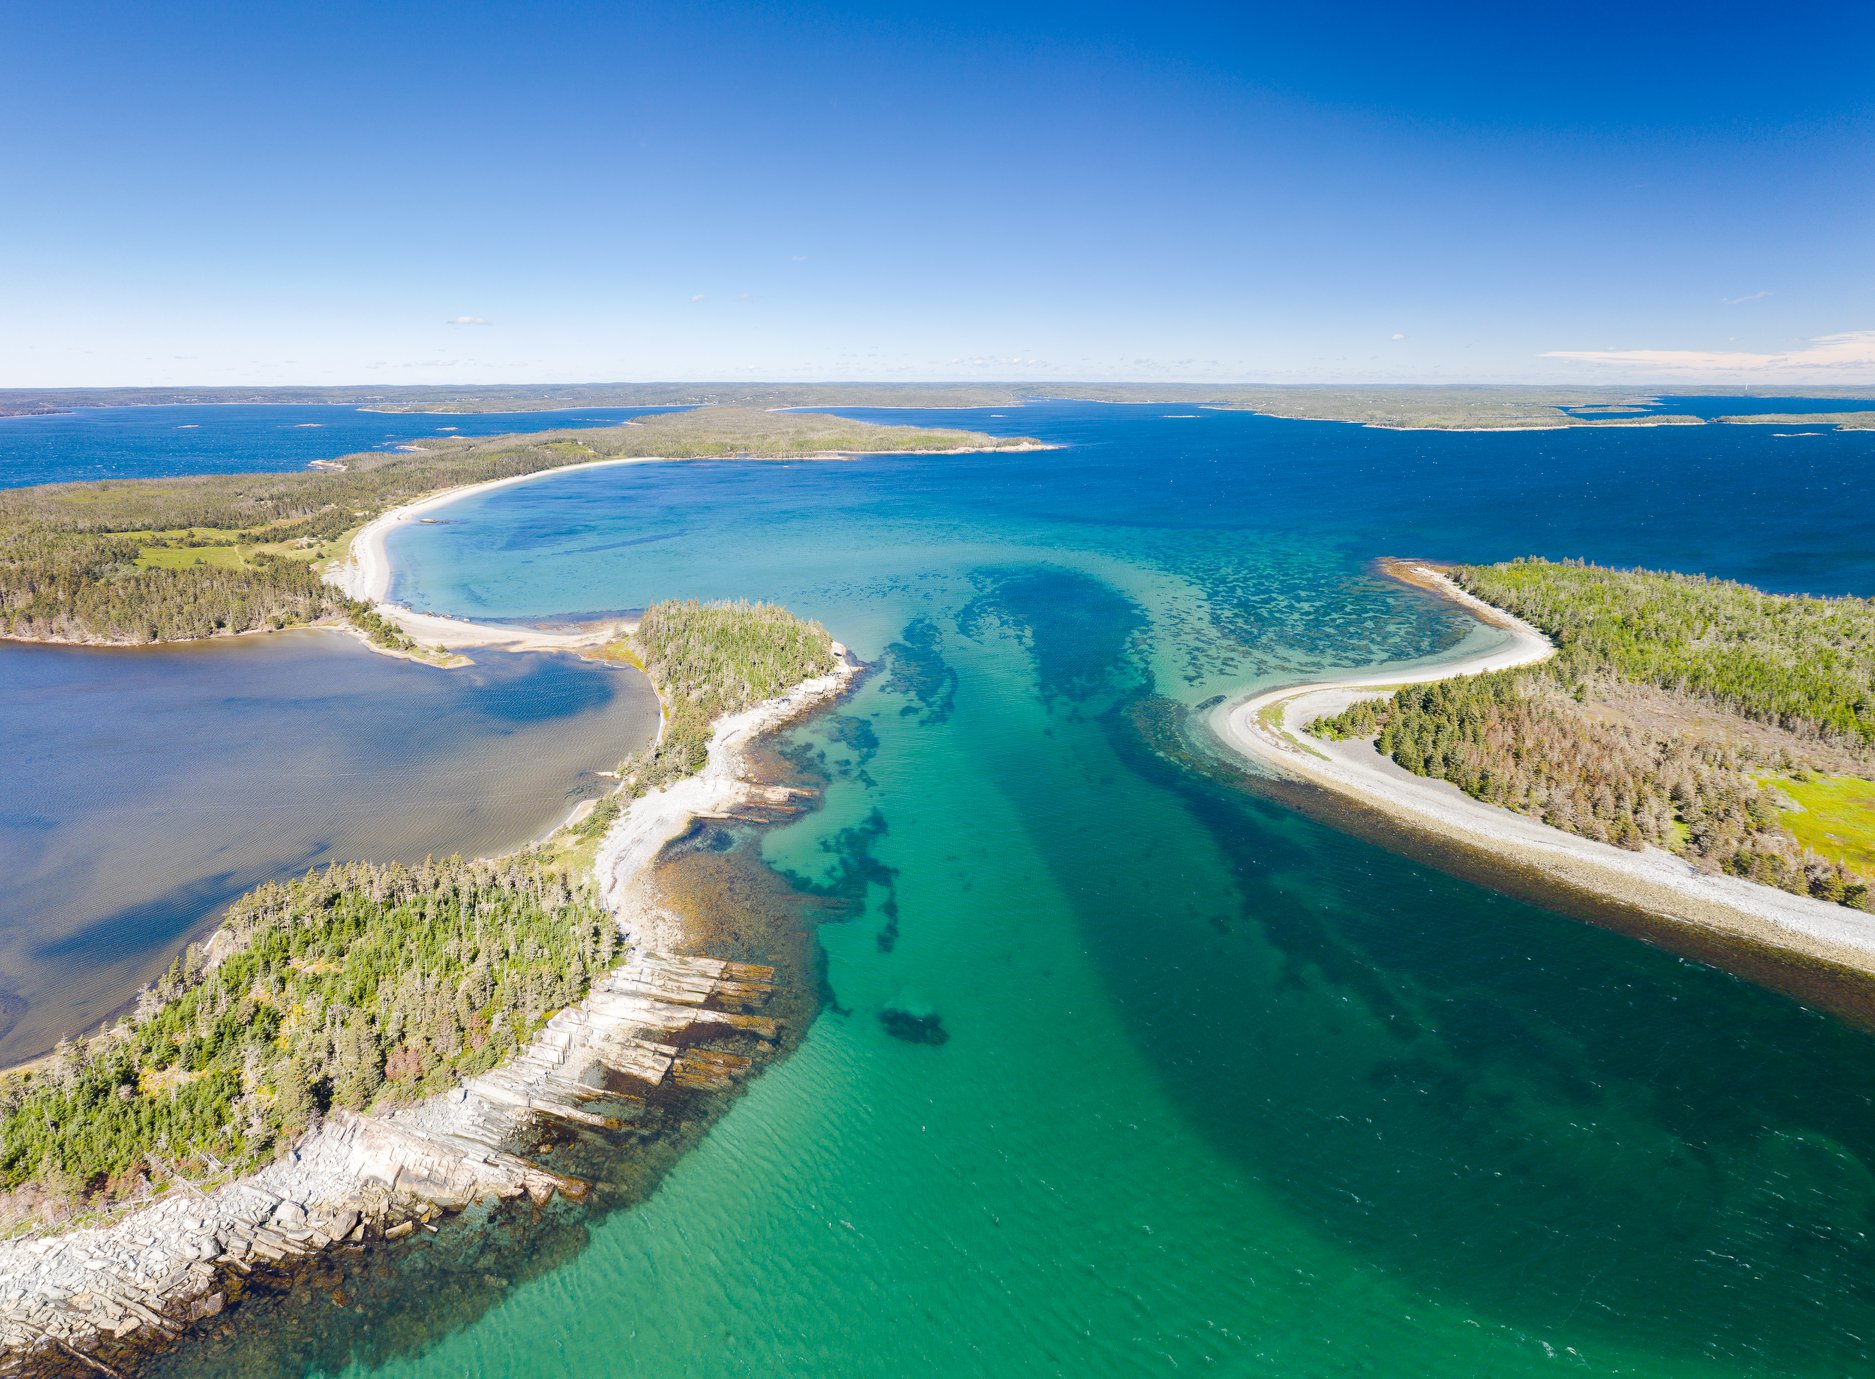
[294,406,1875,1373]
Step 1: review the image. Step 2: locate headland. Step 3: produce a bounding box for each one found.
[1217,562,1875,991]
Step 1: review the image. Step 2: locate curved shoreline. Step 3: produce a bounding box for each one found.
[0,452,863,1372]
[326,456,676,653]
[325,443,1053,655]
[1212,562,1875,981]
[0,652,857,1376]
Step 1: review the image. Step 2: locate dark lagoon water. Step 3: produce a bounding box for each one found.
[0,400,674,1060]
[0,404,684,488]
[246,401,1875,1379]
[0,634,657,1066]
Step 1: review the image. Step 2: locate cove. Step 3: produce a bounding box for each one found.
[161,403,1875,1375]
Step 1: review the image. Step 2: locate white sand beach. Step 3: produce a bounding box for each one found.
[324,444,1047,655]
[1213,564,1875,974]
[324,456,681,651]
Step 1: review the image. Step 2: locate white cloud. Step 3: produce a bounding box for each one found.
[1721,291,1772,305]
[445,315,491,326]
[690,294,706,303]
[1390,332,1407,341]
[1541,329,1875,378]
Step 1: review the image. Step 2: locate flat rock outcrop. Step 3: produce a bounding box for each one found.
[0,652,856,1377]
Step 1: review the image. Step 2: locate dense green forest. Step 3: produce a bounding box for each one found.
[0,596,836,1229]
[1717,412,1875,429]
[572,599,838,844]
[0,859,615,1227]
[1457,559,1875,744]
[0,407,1027,645]
[1313,559,1875,907]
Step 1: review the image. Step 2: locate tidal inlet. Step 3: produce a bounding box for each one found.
[6,7,1875,1378]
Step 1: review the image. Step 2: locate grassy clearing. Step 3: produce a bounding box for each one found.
[1767,774,1875,876]
[134,544,246,570]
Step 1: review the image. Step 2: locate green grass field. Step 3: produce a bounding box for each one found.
[130,524,344,572]
[134,544,246,570]
[1768,774,1875,876]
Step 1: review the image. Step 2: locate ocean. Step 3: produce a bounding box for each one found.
[11,398,1875,1375]
[0,403,684,488]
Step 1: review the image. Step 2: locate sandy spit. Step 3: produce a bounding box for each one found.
[1211,563,1875,976]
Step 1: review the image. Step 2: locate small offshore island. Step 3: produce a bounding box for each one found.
[0,407,1040,1376]
[1227,558,1875,1007]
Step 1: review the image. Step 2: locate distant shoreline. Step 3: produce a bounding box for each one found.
[1213,560,1875,991]
[325,443,1054,655]
[9,388,1875,433]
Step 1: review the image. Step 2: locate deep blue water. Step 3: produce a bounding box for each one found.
[0,404,686,488]
[396,400,1875,617]
[10,398,1875,1376]
[1560,393,1875,421]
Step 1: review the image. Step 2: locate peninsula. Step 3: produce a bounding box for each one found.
[0,406,1042,655]
[0,409,1037,1371]
[1223,559,1875,991]
[0,593,857,1375]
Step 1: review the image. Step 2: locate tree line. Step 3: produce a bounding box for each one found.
[0,594,839,1230]
[574,598,838,847]
[1313,559,1875,909]
[0,858,615,1228]
[0,408,1026,646]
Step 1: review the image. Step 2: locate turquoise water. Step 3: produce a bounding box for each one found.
[0,404,683,488]
[290,403,1875,1377]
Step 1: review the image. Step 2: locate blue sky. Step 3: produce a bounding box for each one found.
[5,0,1872,387]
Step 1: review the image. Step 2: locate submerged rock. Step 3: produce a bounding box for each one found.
[878,1006,948,1045]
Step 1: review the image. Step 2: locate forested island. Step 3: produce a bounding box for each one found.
[6,382,1874,428]
[0,598,835,1234]
[1717,411,1875,429]
[1312,559,1875,908]
[0,407,1031,647]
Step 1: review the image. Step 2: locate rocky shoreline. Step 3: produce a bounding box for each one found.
[0,653,858,1377]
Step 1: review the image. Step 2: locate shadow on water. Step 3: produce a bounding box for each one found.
[960,558,1875,1370]
[26,871,247,966]
[1141,744,1875,1365]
